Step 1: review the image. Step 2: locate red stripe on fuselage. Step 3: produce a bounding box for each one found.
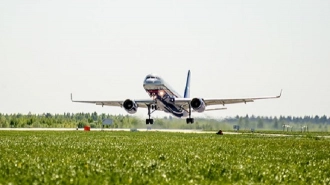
[145,88,178,98]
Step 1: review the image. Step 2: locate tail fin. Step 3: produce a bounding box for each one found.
[184,70,191,98]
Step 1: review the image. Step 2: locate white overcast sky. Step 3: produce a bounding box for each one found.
[1,0,329,118]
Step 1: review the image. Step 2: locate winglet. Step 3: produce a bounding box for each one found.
[71,93,73,101]
[184,70,191,98]
[277,89,282,98]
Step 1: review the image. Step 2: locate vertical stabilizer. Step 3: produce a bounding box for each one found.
[184,70,191,98]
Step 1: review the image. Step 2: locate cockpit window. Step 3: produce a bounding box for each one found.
[145,75,160,80]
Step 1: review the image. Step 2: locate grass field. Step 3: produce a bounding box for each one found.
[0,131,330,185]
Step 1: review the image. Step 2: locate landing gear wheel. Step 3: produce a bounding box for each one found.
[146,119,154,125]
[186,118,194,124]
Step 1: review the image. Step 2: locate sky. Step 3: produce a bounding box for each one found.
[1,0,330,119]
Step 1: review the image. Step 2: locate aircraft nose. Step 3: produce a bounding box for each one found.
[143,78,162,90]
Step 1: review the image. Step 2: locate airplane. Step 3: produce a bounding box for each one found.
[71,70,282,124]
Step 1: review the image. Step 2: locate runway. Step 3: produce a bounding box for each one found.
[1,128,329,138]
[0,128,209,133]
[0,128,236,134]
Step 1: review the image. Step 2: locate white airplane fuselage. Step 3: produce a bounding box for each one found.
[143,74,188,118]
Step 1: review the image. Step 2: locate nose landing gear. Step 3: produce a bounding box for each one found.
[146,104,155,124]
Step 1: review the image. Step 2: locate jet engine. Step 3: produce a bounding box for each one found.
[190,98,206,112]
[123,99,138,114]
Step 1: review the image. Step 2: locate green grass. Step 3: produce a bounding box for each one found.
[0,131,330,185]
[230,130,330,136]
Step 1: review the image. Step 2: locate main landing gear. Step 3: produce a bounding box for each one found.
[146,104,154,124]
[186,103,194,124]
[146,104,194,124]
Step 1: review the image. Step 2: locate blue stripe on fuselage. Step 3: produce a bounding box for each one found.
[156,95,185,118]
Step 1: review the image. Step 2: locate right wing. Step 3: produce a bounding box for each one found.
[70,94,154,108]
[174,90,282,108]
[202,91,282,106]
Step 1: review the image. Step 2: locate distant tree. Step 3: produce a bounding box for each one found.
[77,121,88,128]
[26,118,33,126]
[10,118,18,128]
[45,113,52,118]
[90,122,97,128]
[101,113,106,120]
[320,115,327,124]
[273,117,279,129]
[244,114,250,129]
[91,112,98,121]
[314,115,320,124]
[238,117,243,128]
[257,118,264,129]
[286,116,292,122]
[250,115,257,122]
[130,117,140,127]
[0,115,8,128]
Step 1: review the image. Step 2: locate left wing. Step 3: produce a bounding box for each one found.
[70,94,154,108]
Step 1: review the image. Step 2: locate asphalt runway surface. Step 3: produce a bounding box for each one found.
[1,128,329,138]
[0,128,212,133]
[0,128,237,134]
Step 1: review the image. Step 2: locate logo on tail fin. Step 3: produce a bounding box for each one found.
[184,70,191,98]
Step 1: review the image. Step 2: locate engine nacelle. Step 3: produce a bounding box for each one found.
[123,99,138,114]
[190,98,206,112]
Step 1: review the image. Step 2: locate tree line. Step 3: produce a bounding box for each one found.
[0,112,329,131]
[223,115,330,131]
